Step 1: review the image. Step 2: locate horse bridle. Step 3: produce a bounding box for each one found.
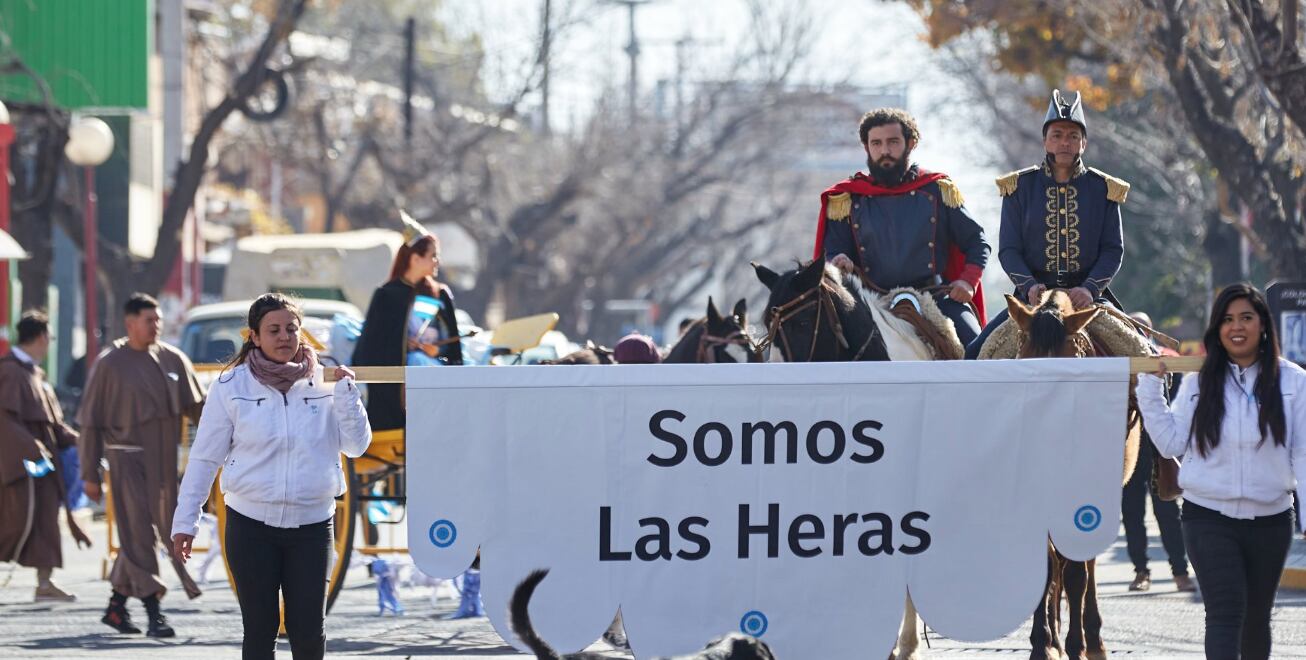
[696,328,761,363]
[762,280,878,362]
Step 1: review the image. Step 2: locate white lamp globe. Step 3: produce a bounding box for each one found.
[65,116,115,166]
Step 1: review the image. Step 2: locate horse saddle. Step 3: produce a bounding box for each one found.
[885,289,965,361]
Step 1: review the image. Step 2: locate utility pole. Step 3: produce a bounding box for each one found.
[540,0,552,135]
[403,17,416,155]
[608,0,652,125]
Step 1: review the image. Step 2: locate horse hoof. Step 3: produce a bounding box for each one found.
[1029,649,1064,660]
[1087,651,1108,660]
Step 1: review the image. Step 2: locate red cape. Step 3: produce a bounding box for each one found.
[812,172,986,325]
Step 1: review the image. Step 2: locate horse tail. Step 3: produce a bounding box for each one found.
[509,569,564,659]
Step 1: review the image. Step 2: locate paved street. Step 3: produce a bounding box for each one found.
[1,512,1303,658]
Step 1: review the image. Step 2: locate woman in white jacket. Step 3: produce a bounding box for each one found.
[1137,283,1305,660]
[170,294,371,660]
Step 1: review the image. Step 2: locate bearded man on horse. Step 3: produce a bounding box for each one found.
[813,107,990,348]
[965,89,1130,359]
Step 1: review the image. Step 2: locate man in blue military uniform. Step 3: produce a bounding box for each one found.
[813,108,990,347]
[964,90,1129,358]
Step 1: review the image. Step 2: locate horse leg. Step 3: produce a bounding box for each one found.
[889,594,922,660]
[1061,557,1090,660]
[1083,559,1108,660]
[1030,545,1064,660]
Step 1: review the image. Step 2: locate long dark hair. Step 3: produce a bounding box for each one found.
[220,293,305,379]
[389,235,440,297]
[1190,283,1285,457]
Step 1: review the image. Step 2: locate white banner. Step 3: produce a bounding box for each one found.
[406,359,1129,658]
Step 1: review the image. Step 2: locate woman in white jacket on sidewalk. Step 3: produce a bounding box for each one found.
[1136,283,1305,660]
[170,294,371,660]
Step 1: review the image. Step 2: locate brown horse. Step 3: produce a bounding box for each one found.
[1005,290,1141,660]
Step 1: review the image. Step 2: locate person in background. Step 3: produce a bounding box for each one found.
[1120,311,1193,593]
[352,210,463,432]
[78,293,205,637]
[0,310,92,602]
[171,293,371,660]
[1136,283,1306,660]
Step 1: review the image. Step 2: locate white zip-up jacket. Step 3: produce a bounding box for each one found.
[1135,357,1305,531]
[171,364,371,537]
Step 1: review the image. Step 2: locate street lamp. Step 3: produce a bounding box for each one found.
[65,116,114,366]
[0,100,16,355]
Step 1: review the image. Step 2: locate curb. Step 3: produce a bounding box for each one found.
[1283,567,1306,590]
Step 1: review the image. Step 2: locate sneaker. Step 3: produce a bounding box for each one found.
[1129,570,1152,592]
[146,614,176,638]
[1174,574,1197,592]
[101,604,142,634]
[34,583,77,602]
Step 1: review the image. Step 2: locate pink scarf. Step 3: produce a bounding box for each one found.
[248,344,319,394]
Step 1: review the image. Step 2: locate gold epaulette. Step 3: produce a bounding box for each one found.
[996,166,1037,197]
[936,177,964,208]
[826,192,852,221]
[1088,167,1130,204]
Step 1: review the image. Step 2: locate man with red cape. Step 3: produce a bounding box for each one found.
[812,108,988,346]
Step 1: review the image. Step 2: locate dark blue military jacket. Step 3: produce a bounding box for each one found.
[996,161,1128,299]
[820,170,989,290]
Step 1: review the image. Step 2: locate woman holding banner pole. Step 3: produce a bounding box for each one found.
[1136,283,1306,660]
[170,294,372,660]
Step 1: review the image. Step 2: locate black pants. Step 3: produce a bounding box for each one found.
[225,507,333,660]
[1182,502,1293,660]
[1121,441,1188,575]
[933,296,980,347]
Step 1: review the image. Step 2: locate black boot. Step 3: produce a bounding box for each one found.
[101,594,142,634]
[142,595,175,638]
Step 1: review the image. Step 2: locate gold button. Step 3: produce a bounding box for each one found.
[1060,228,1067,235]
[854,224,860,229]
[1060,252,1068,258]
[930,217,937,224]
[928,241,935,248]
[929,262,935,269]
[910,191,916,196]
[859,246,865,252]
[1059,187,1067,193]
[853,203,859,209]
[1060,209,1067,214]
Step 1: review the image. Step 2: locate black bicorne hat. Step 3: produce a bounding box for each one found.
[1042,89,1087,136]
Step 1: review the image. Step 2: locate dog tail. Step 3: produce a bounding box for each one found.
[510,569,563,660]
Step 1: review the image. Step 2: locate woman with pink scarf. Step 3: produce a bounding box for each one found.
[169,293,372,660]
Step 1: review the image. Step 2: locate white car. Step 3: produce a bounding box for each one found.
[179,298,364,368]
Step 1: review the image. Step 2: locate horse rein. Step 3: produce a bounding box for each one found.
[762,280,879,362]
[695,328,761,363]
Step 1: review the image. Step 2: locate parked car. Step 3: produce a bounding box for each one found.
[179,298,364,369]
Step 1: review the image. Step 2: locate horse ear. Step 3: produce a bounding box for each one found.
[732,298,747,325]
[706,297,724,326]
[795,258,826,290]
[752,262,780,290]
[1063,307,1101,336]
[1006,294,1035,333]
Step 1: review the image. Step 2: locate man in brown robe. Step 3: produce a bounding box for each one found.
[0,311,92,601]
[78,294,205,637]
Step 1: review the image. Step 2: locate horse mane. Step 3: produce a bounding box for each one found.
[1026,303,1069,358]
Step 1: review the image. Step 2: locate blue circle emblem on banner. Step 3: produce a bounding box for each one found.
[740,610,769,637]
[429,519,457,548]
[1074,505,1101,532]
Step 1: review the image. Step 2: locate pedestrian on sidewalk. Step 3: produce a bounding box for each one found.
[171,293,371,660]
[0,310,93,601]
[1136,283,1306,660]
[1121,311,1193,593]
[78,293,206,637]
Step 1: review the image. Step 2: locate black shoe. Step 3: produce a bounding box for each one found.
[101,604,142,634]
[146,614,176,638]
